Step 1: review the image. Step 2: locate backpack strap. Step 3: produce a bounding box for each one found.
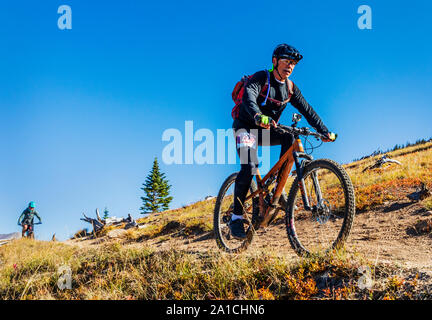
[260,69,271,106]
[287,79,294,97]
[259,71,294,107]
[274,80,294,123]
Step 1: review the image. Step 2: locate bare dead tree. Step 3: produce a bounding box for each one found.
[80,212,105,234]
[80,209,138,237]
[362,155,402,172]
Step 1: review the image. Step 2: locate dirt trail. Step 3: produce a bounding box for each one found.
[151,201,432,271]
[67,199,432,275]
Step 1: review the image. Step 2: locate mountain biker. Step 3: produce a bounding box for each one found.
[230,43,337,239]
[17,201,42,237]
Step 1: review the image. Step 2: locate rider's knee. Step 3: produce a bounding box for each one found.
[280,134,294,152]
[283,132,295,144]
[250,162,259,175]
[240,162,258,176]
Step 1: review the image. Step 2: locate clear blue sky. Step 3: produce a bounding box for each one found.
[1,1,431,241]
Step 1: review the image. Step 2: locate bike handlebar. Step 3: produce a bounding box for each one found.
[275,124,327,139]
[18,222,42,226]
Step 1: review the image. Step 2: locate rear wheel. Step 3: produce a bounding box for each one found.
[214,173,259,253]
[285,159,355,257]
[27,227,34,239]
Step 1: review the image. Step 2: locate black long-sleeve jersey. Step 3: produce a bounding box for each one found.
[233,70,329,135]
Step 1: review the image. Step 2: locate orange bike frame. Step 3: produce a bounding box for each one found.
[244,138,310,226]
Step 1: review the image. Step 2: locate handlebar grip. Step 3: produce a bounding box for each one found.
[327,132,338,141]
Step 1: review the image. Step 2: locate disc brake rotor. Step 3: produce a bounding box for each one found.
[315,199,332,224]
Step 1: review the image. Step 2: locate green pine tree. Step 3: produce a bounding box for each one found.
[103,207,109,219]
[140,157,173,213]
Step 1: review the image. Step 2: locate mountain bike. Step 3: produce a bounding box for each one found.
[214,115,356,256]
[19,222,42,239]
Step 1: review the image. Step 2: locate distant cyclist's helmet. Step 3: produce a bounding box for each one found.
[29,201,35,208]
[272,44,303,62]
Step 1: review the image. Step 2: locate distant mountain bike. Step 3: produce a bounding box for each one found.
[19,222,42,239]
[214,117,356,256]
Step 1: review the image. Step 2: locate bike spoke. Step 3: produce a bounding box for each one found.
[214,175,258,253]
[291,166,348,254]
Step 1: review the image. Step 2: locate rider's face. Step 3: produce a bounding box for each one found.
[273,57,297,79]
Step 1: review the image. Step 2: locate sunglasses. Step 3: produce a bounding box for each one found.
[279,58,298,66]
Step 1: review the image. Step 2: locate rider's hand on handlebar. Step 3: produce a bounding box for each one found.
[321,132,337,142]
[254,114,277,129]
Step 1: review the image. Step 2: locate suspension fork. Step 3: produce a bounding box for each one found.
[293,152,322,211]
[311,171,323,204]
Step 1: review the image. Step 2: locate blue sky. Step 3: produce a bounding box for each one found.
[0,1,431,240]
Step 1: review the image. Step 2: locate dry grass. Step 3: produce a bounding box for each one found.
[423,196,432,211]
[1,239,428,300]
[2,140,431,300]
[125,199,215,242]
[278,142,431,213]
[342,142,432,211]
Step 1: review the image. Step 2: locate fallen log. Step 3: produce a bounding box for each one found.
[80,210,138,236]
[362,155,402,172]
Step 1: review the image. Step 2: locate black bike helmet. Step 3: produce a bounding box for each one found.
[272,44,303,62]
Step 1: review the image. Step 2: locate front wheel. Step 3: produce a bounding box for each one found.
[214,173,259,253]
[285,159,355,257]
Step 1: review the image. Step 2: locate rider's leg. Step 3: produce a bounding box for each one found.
[230,129,259,239]
[233,129,259,218]
[232,128,293,214]
[233,162,258,219]
[22,225,28,238]
[231,163,257,239]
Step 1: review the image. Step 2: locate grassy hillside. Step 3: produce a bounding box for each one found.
[1,139,432,300]
[346,141,432,211]
[0,239,428,300]
[125,140,432,241]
